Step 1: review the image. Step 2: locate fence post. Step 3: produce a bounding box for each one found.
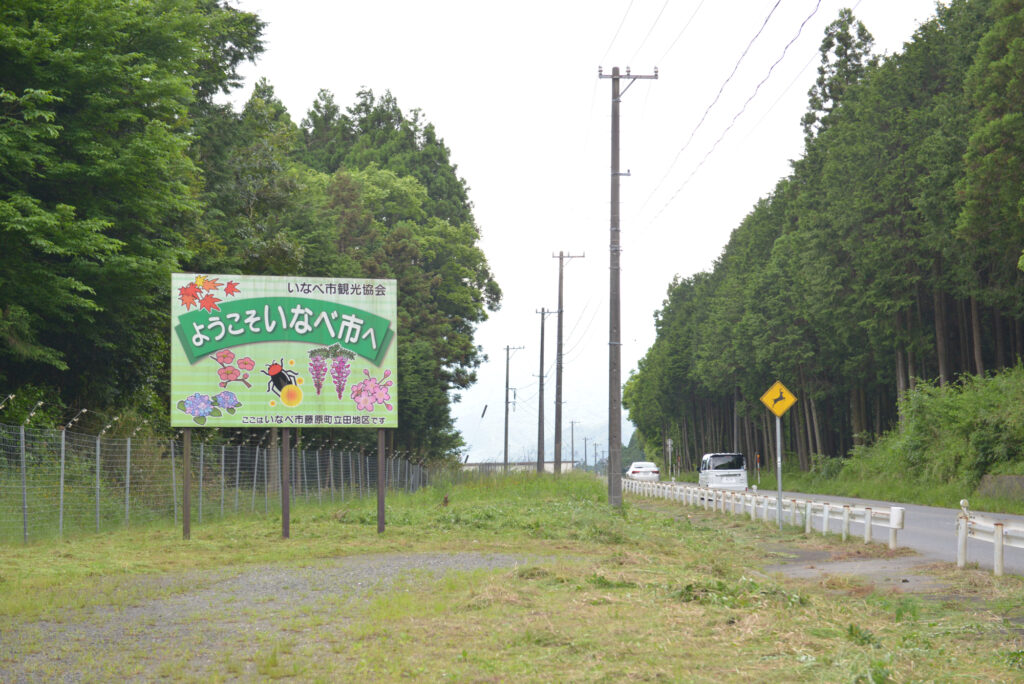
[171,440,178,525]
[20,425,28,544]
[821,503,830,536]
[234,446,240,513]
[59,429,66,539]
[957,512,968,568]
[863,507,873,544]
[329,450,335,502]
[125,437,131,526]
[889,507,904,550]
[199,442,204,524]
[842,506,851,541]
[994,523,1005,577]
[251,446,259,513]
[95,436,101,532]
[316,449,322,504]
[804,502,812,534]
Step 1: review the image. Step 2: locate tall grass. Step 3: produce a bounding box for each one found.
[785,366,1024,512]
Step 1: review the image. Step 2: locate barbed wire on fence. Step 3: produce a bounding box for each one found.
[0,422,430,545]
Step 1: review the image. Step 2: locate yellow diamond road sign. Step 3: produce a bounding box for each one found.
[760,380,797,418]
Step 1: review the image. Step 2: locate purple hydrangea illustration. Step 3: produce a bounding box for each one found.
[183,393,214,418]
[214,390,240,410]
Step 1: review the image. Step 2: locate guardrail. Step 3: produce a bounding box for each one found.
[624,479,905,549]
[957,499,1024,577]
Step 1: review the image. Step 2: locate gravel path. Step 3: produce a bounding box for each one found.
[1,552,531,682]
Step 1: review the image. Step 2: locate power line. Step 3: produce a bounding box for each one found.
[600,0,636,64]
[655,0,707,65]
[649,0,824,224]
[629,0,671,64]
[639,0,784,214]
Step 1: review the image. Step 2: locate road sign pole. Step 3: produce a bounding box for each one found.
[776,415,783,530]
[760,380,796,533]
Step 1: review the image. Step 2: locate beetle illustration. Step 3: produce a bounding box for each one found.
[262,359,299,397]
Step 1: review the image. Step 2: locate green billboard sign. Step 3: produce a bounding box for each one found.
[170,274,398,428]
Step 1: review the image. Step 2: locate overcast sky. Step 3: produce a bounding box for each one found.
[228,0,943,463]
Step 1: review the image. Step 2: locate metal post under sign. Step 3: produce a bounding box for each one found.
[760,380,797,530]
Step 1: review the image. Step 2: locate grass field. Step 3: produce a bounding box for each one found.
[2,472,1023,682]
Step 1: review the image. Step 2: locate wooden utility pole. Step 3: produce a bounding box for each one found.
[569,420,579,469]
[552,251,584,474]
[536,308,548,473]
[599,66,657,506]
[504,345,523,472]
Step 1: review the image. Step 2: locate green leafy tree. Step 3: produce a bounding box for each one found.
[0,0,262,407]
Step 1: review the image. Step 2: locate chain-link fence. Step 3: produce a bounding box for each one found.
[0,423,429,544]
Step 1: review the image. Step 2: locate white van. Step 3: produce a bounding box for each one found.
[697,452,749,491]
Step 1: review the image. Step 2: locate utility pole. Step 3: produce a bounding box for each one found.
[599,65,657,507]
[536,308,554,473]
[583,436,589,470]
[504,345,523,472]
[569,420,579,470]
[552,251,584,474]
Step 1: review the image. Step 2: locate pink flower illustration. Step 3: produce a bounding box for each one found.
[218,366,240,382]
[215,349,236,365]
[237,357,255,371]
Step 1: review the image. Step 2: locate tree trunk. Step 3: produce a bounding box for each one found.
[851,387,864,447]
[971,295,985,376]
[1017,318,1023,362]
[958,298,970,373]
[802,389,815,456]
[994,310,1005,370]
[795,400,809,471]
[733,387,740,453]
[895,344,907,398]
[810,396,824,457]
[762,411,772,472]
[744,413,754,469]
[933,283,949,385]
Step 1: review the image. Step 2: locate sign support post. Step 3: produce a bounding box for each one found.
[183,427,191,540]
[760,380,797,532]
[775,416,783,530]
[282,428,290,539]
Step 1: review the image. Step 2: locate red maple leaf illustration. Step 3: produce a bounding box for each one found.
[198,293,222,312]
[200,277,221,291]
[178,283,201,310]
[224,281,241,296]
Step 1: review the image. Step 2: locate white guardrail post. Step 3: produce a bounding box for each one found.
[625,482,907,552]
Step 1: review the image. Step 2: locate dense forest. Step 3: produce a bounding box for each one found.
[0,0,500,457]
[624,0,1024,471]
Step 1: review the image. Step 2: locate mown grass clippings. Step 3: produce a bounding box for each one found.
[1,472,1023,682]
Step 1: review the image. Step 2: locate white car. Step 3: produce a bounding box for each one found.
[697,452,749,491]
[626,461,660,482]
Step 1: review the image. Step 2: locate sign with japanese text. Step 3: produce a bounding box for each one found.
[170,274,397,428]
[760,380,797,418]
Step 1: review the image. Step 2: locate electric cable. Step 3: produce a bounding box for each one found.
[638,0,784,214]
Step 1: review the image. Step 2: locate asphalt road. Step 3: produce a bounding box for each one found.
[663,481,1024,576]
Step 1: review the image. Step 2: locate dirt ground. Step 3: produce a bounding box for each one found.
[762,543,954,594]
